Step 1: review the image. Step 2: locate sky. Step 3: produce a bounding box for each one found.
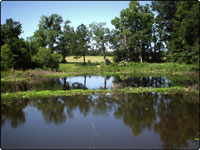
[1,1,151,39]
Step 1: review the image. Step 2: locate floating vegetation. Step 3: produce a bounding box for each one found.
[2,86,199,101]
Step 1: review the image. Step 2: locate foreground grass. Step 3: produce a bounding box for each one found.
[1,62,199,81]
[2,86,199,101]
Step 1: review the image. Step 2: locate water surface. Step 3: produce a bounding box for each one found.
[1,93,199,149]
[1,75,198,92]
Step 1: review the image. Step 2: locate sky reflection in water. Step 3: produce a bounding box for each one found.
[2,75,198,92]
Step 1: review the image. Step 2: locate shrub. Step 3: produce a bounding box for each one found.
[32,47,61,70]
[105,58,111,65]
[118,60,128,67]
[1,44,13,70]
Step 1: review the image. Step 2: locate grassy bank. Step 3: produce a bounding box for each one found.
[1,62,199,81]
[1,86,199,101]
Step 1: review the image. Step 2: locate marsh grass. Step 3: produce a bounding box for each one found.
[2,86,199,101]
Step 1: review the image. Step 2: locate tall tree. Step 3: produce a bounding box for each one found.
[33,14,63,53]
[89,22,110,64]
[108,29,124,62]
[151,1,177,54]
[167,1,199,64]
[1,44,13,70]
[1,19,22,46]
[152,1,199,64]
[111,2,154,63]
[74,24,90,64]
[1,19,32,69]
[57,20,75,63]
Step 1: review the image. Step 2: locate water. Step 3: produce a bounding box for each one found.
[1,75,198,92]
[1,93,199,149]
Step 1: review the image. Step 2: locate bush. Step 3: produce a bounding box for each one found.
[118,60,128,67]
[32,47,61,70]
[106,58,111,65]
[1,44,13,70]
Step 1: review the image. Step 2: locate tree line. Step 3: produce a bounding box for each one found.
[1,1,199,70]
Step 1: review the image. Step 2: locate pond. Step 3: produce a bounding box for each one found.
[1,93,199,149]
[1,75,198,92]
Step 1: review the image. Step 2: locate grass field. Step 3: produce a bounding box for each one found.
[66,56,113,63]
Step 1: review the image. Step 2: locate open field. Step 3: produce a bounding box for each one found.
[65,56,113,63]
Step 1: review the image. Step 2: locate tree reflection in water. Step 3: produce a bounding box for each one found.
[113,93,157,135]
[3,74,197,93]
[33,97,66,124]
[1,93,199,149]
[154,94,199,149]
[1,99,29,128]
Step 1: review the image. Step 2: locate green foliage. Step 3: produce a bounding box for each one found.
[152,1,199,64]
[2,86,199,101]
[105,58,111,65]
[1,19,34,69]
[111,2,155,63]
[1,18,22,47]
[167,1,199,64]
[1,4,199,71]
[74,24,90,64]
[1,44,13,70]
[32,47,61,70]
[57,20,75,63]
[33,14,63,53]
[89,22,110,64]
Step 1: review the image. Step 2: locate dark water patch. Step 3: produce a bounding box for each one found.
[1,93,199,149]
[1,75,198,92]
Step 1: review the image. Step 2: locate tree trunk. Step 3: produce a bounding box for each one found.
[103,46,106,64]
[103,52,106,64]
[83,55,86,64]
[140,52,143,63]
[140,44,145,63]
[84,76,86,89]
[62,55,66,63]
[104,77,107,89]
[63,77,69,90]
[124,34,128,62]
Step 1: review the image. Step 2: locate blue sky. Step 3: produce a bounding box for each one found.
[1,1,151,39]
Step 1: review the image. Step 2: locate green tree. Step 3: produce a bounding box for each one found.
[1,19,32,69]
[75,24,90,64]
[152,1,199,64]
[32,47,61,70]
[167,1,199,64]
[1,18,22,46]
[57,20,75,63]
[89,22,110,64]
[109,29,124,62]
[151,23,166,62]
[33,14,63,53]
[1,44,13,70]
[111,2,154,63]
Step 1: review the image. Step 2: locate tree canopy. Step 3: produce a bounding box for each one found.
[1,1,199,71]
